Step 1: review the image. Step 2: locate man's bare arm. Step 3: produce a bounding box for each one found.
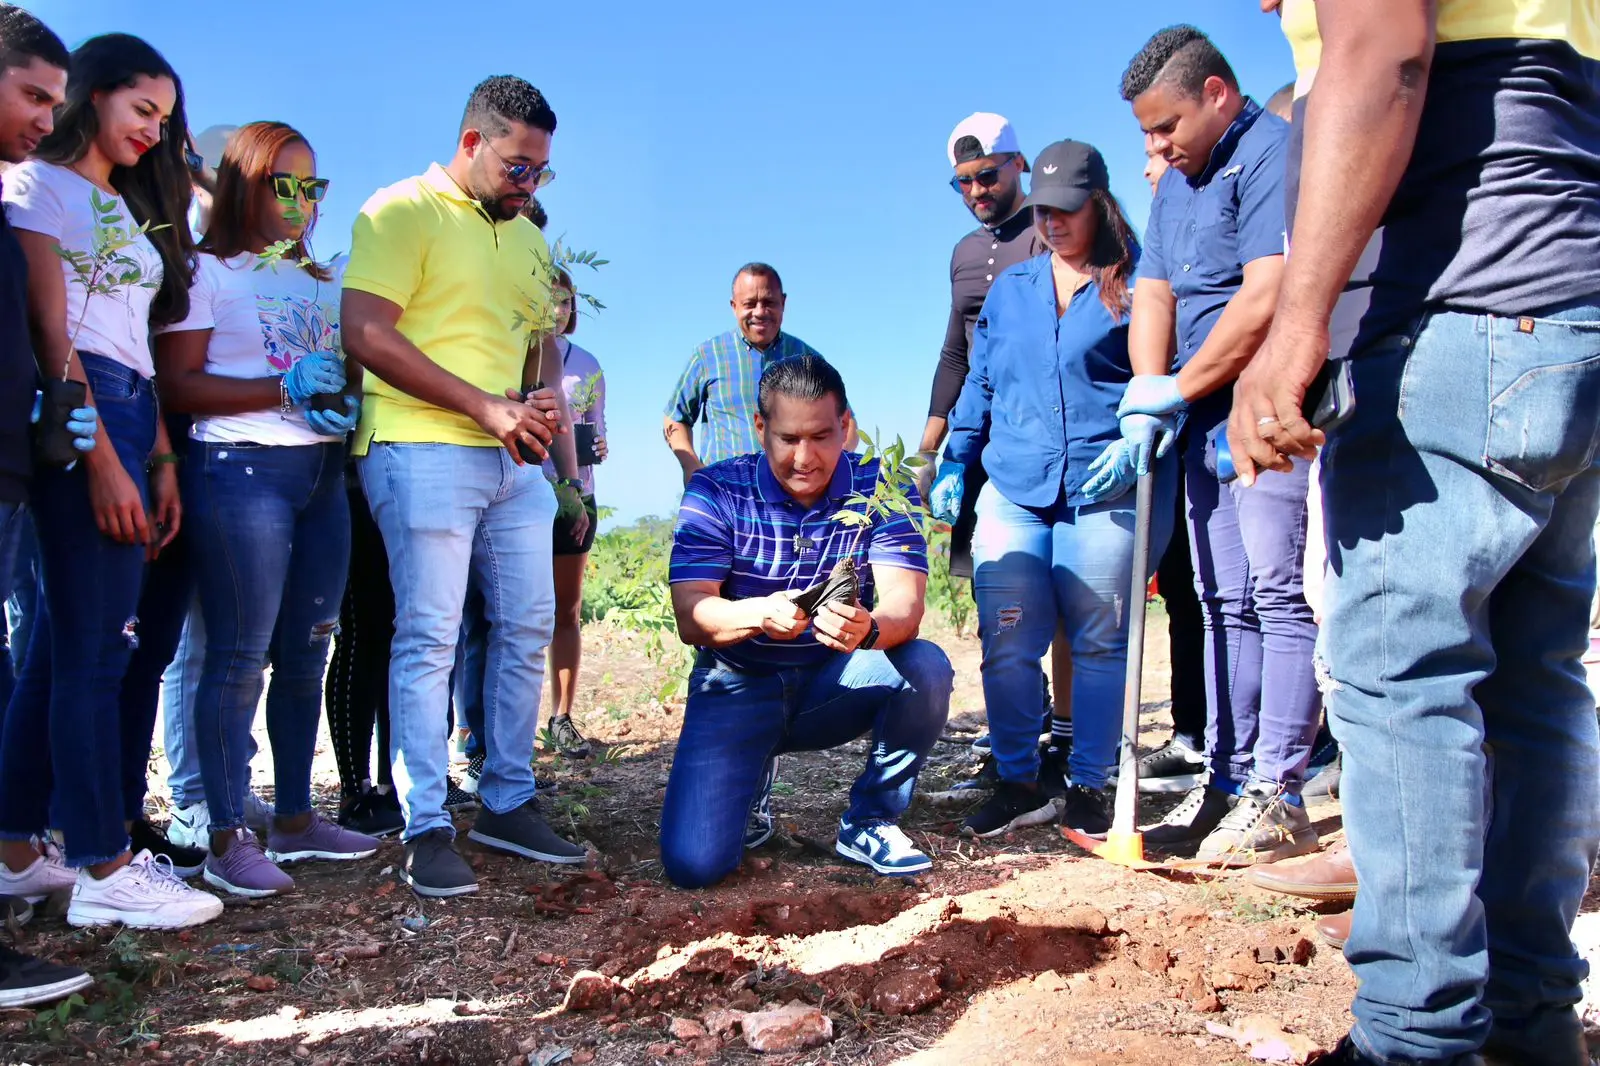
[1174,256,1284,401]
[664,417,702,482]
[1128,278,1178,376]
[867,565,926,649]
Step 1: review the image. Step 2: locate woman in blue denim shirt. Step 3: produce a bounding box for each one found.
[932,139,1174,840]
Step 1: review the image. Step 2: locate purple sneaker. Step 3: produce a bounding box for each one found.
[202,830,294,898]
[266,813,381,863]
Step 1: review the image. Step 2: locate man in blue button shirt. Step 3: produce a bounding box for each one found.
[661,354,952,888]
[1113,25,1320,865]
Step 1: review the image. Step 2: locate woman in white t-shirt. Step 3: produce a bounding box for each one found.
[0,33,222,931]
[155,121,377,898]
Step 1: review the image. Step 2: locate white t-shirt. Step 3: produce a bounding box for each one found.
[160,252,346,445]
[1,160,163,377]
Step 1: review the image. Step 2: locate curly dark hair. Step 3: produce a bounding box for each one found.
[0,4,67,74]
[1120,25,1237,103]
[459,75,557,139]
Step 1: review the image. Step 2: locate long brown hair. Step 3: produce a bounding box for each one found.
[1086,188,1139,318]
[199,121,331,281]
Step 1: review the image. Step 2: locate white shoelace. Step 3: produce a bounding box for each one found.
[864,824,917,858]
[125,851,194,898]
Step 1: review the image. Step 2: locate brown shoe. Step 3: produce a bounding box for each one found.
[1246,840,1357,901]
[1317,910,1350,950]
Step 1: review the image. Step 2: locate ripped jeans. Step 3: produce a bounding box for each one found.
[186,440,349,832]
[0,354,156,865]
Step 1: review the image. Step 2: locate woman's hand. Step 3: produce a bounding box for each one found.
[87,456,150,546]
[592,436,608,461]
[148,463,181,559]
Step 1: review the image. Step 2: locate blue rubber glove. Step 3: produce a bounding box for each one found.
[1116,373,1188,418]
[283,353,345,405]
[1081,439,1138,504]
[1118,412,1179,476]
[304,394,361,437]
[930,461,965,523]
[32,391,99,454]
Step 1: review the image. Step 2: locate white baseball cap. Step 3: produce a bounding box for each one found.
[947,113,1029,170]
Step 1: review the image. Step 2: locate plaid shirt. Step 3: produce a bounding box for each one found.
[664,330,822,466]
[670,452,928,672]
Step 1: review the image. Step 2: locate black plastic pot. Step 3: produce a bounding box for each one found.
[574,421,601,466]
[34,378,88,468]
[307,386,357,414]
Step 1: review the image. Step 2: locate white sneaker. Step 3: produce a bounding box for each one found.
[67,850,224,930]
[167,802,210,850]
[0,848,76,903]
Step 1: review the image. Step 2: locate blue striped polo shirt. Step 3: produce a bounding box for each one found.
[670,452,929,672]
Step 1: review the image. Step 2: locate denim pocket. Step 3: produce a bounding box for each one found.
[1484,312,1600,493]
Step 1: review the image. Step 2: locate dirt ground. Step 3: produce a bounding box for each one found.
[2,611,1592,1065]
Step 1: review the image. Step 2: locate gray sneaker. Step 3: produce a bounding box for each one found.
[203,829,295,898]
[401,829,478,898]
[468,800,588,864]
[266,812,381,863]
[548,715,592,759]
[745,758,778,850]
[1196,784,1319,866]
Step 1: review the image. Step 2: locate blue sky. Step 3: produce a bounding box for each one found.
[28,1,1294,525]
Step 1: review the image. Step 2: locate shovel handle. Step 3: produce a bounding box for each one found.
[1110,471,1156,838]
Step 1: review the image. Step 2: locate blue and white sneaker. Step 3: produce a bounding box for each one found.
[835,821,932,876]
[744,758,778,850]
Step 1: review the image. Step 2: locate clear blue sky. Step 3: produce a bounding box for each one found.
[27,1,1293,525]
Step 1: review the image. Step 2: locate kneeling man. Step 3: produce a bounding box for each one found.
[661,355,953,888]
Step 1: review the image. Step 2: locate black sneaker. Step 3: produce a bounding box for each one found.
[1060,784,1113,838]
[337,788,405,838]
[1320,1035,1484,1066]
[130,819,206,878]
[0,943,92,1009]
[401,829,478,898]
[468,800,588,864]
[1039,744,1071,795]
[444,778,479,811]
[962,781,1059,839]
[745,758,777,849]
[1482,1005,1584,1066]
[1140,784,1236,847]
[1303,753,1342,801]
[1136,738,1207,794]
[1,894,32,927]
[548,715,592,759]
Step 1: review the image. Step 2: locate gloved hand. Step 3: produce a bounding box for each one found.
[33,390,99,453]
[283,353,345,405]
[930,461,965,523]
[1081,439,1138,504]
[1117,374,1188,418]
[1118,412,1178,476]
[304,394,360,437]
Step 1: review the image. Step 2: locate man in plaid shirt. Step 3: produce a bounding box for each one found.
[663,262,852,480]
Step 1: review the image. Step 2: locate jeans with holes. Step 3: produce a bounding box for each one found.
[1324,301,1600,1063]
[358,444,556,841]
[186,440,348,833]
[660,642,952,888]
[0,353,155,866]
[971,476,1174,789]
[1185,429,1320,794]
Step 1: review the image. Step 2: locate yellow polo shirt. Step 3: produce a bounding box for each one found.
[343,163,553,453]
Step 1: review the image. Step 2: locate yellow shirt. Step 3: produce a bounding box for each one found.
[343,163,553,453]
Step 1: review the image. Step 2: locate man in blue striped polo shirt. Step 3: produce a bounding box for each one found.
[661,355,953,887]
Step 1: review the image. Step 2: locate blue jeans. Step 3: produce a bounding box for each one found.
[1324,302,1600,1063]
[0,354,155,865]
[1185,430,1320,794]
[0,503,29,709]
[971,477,1173,789]
[359,444,557,841]
[660,641,953,888]
[161,597,205,808]
[453,584,488,758]
[186,441,348,832]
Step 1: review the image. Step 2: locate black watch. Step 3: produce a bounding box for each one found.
[858,617,880,651]
[555,476,583,493]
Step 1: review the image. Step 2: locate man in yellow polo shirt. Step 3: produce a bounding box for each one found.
[1230,2,1600,1063]
[342,75,590,899]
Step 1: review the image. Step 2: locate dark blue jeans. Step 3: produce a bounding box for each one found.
[659,641,953,888]
[186,440,349,832]
[0,354,156,866]
[0,502,29,710]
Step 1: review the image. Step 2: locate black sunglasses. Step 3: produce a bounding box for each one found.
[184,146,204,173]
[949,155,1018,193]
[270,173,330,203]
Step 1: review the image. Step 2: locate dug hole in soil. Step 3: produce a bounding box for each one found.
[6,610,1597,1065]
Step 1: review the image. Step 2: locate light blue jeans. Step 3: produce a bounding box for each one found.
[1324,301,1600,1062]
[161,597,205,809]
[971,475,1173,789]
[358,444,556,841]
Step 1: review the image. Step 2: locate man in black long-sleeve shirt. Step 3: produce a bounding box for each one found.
[917,114,1070,762]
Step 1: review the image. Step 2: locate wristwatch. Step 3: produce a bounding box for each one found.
[555,476,583,493]
[858,616,880,651]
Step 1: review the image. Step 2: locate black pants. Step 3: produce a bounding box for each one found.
[1159,456,1206,749]
[324,472,393,796]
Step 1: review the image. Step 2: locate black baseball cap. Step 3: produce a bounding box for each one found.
[1022,140,1109,214]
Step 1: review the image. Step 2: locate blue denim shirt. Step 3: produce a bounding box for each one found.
[1137,99,1288,370]
[943,253,1135,509]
